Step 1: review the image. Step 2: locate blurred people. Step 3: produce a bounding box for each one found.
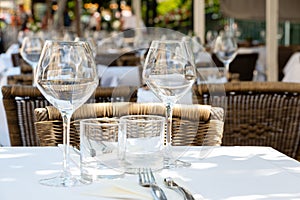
[120,8,144,38]
[18,4,29,31]
[63,8,72,28]
[89,12,101,31]
[0,30,4,53]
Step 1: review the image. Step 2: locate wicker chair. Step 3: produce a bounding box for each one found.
[197,81,300,160]
[34,102,224,148]
[20,64,32,74]
[2,85,138,146]
[11,53,21,67]
[7,74,33,85]
[2,85,49,146]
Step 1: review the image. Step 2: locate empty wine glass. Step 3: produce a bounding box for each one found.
[213,31,238,72]
[74,36,97,58]
[20,36,44,85]
[143,40,197,168]
[133,35,151,66]
[35,40,99,187]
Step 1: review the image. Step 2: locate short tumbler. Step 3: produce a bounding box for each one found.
[80,118,124,181]
[119,115,165,174]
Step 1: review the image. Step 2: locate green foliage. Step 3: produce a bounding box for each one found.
[156,0,183,15]
[155,0,192,34]
[205,0,220,14]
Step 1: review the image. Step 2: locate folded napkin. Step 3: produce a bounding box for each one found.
[82,179,153,200]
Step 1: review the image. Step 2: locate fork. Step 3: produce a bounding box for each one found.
[138,168,168,200]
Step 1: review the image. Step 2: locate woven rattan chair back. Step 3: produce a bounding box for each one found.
[197,81,300,160]
[2,85,138,146]
[2,85,49,146]
[34,102,224,148]
[7,74,33,85]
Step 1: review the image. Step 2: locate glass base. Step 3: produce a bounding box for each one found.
[163,158,191,169]
[39,174,91,187]
[163,148,191,169]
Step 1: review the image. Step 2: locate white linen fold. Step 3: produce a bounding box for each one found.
[82,179,153,200]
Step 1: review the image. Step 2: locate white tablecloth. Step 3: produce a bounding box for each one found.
[0,67,21,146]
[0,44,20,146]
[1,146,300,200]
[98,65,141,87]
[282,52,300,82]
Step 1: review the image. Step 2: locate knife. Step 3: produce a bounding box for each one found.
[164,177,195,200]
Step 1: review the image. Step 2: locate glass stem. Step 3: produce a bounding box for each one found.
[224,63,230,80]
[61,111,72,179]
[32,64,37,87]
[140,53,145,66]
[224,63,230,72]
[165,102,173,149]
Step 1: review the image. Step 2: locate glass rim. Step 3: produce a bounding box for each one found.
[119,114,165,122]
[151,39,185,44]
[44,39,89,46]
[80,118,120,126]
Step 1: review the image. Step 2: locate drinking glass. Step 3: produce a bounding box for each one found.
[119,115,165,174]
[80,118,125,181]
[213,31,238,72]
[35,40,99,187]
[133,35,151,66]
[142,40,197,167]
[20,36,44,85]
[74,37,97,58]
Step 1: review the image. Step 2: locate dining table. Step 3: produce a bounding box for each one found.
[1,146,300,200]
[282,52,300,83]
[98,65,141,87]
[0,66,21,146]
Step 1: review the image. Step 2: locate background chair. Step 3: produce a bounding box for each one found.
[212,53,259,81]
[95,52,140,66]
[2,85,138,146]
[196,81,300,161]
[7,74,33,85]
[34,102,224,148]
[278,45,300,81]
[2,85,49,146]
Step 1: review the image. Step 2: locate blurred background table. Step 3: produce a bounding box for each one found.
[282,52,300,82]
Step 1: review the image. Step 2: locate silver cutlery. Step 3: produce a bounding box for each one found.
[164,177,195,200]
[138,168,168,200]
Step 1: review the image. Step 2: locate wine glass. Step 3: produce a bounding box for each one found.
[143,40,197,167]
[74,36,97,58]
[133,35,151,66]
[35,40,99,187]
[20,36,44,85]
[213,31,238,72]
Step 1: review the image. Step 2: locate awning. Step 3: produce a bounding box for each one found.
[220,0,300,22]
[0,1,15,9]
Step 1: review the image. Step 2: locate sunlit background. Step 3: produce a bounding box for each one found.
[0,0,299,52]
